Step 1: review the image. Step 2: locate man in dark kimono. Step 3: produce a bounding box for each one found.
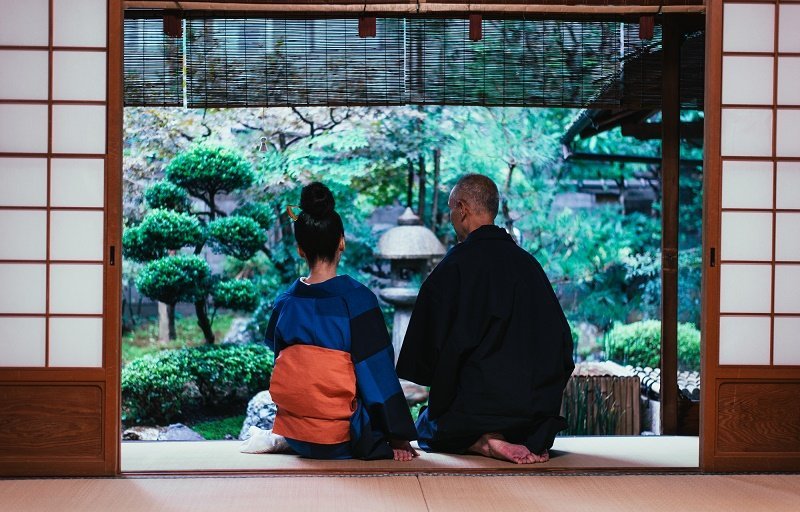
[396,174,574,464]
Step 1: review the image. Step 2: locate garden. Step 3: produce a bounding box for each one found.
[120,105,703,439]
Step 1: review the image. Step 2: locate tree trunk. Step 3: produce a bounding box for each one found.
[406,158,414,208]
[501,163,516,240]
[431,149,441,231]
[158,302,178,342]
[417,155,427,225]
[168,304,176,340]
[158,302,170,343]
[195,299,215,344]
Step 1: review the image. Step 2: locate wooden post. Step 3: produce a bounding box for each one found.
[660,15,681,436]
[418,155,427,225]
[432,149,441,230]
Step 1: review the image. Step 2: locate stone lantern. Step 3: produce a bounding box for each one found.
[376,207,446,361]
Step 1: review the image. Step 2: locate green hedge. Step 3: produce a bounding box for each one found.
[604,320,700,371]
[122,343,274,424]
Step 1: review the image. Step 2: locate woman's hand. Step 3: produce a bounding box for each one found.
[389,438,419,461]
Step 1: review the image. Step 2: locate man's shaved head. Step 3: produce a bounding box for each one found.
[451,174,500,219]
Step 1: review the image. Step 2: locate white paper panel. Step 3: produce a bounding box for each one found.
[776,162,800,209]
[52,105,106,154]
[0,317,46,367]
[50,158,105,207]
[0,210,47,260]
[721,212,773,261]
[720,264,772,313]
[50,211,104,261]
[722,56,774,105]
[0,158,47,207]
[0,50,48,100]
[721,160,774,209]
[0,0,49,46]
[49,263,103,314]
[0,105,48,153]
[53,51,107,101]
[0,263,46,313]
[719,316,771,365]
[721,109,773,157]
[779,5,800,53]
[723,3,775,53]
[775,213,800,261]
[776,109,800,157]
[48,317,103,367]
[52,0,107,48]
[774,317,800,366]
[777,58,800,106]
[774,265,800,313]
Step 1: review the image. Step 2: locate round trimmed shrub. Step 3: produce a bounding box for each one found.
[213,279,258,311]
[135,254,211,306]
[165,145,255,197]
[233,202,275,230]
[121,344,275,424]
[121,351,191,424]
[144,181,191,211]
[123,209,203,262]
[604,320,701,371]
[206,216,266,260]
[183,344,274,407]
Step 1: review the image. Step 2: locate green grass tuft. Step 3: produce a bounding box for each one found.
[191,415,246,440]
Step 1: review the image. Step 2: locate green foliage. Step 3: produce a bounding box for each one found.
[233,202,276,230]
[121,351,191,424]
[604,320,701,371]
[191,415,246,440]
[123,209,203,262]
[213,279,258,311]
[165,144,255,198]
[121,344,274,424]
[206,216,267,260]
[144,181,191,211]
[135,255,211,306]
[183,344,274,407]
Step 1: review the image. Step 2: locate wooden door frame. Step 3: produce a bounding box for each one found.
[700,0,800,472]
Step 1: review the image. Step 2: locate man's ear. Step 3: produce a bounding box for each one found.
[297,246,306,259]
[458,200,469,219]
[338,236,346,252]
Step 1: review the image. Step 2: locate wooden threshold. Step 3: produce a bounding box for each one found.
[121,436,700,476]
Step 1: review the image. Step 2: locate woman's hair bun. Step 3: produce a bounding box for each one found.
[299,182,335,219]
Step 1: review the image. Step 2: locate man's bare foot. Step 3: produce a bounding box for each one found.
[468,433,547,465]
[390,439,419,461]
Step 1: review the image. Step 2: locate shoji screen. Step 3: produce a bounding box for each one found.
[703,0,800,471]
[0,0,121,476]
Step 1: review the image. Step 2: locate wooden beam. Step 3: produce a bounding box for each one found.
[567,152,702,166]
[621,121,704,141]
[660,14,680,436]
[123,2,707,16]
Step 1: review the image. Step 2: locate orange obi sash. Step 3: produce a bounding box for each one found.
[270,344,357,445]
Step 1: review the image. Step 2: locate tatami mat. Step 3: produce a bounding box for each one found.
[418,474,800,512]
[122,436,699,473]
[3,474,799,512]
[0,476,428,512]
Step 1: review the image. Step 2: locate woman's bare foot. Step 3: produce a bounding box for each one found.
[390,439,419,461]
[468,433,547,465]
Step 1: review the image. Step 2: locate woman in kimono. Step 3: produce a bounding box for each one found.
[265,182,418,461]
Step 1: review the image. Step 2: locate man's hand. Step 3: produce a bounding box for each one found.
[389,438,419,461]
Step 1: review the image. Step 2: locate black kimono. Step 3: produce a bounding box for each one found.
[396,225,574,454]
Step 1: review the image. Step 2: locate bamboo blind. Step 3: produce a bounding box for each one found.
[123,17,704,108]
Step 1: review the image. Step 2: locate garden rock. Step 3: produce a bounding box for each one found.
[158,423,205,441]
[239,390,277,440]
[122,426,161,441]
[401,379,429,406]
